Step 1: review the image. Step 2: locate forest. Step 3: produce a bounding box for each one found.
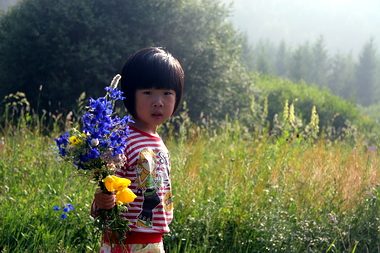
[244,36,380,116]
[1,0,380,132]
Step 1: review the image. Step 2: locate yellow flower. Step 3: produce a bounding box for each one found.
[103,175,132,192]
[103,175,136,204]
[116,188,137,204]
[69,136,83,146]
[103,175,116,191]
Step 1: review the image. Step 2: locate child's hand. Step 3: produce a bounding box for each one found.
[94,190,116,209]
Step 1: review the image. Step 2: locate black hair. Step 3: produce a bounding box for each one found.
[120,47,184,119]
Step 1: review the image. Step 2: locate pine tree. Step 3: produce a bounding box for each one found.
[355,38,379,106]
[275,40,288,77]
[328,53,355,100]
[311,36,329,88]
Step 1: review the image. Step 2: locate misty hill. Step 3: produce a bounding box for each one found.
[223,0,380,55]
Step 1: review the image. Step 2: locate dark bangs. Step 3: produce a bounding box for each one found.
[120,47,184,119]
[135,53,183,91]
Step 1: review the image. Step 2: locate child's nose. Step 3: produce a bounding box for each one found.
[153,96,164,107]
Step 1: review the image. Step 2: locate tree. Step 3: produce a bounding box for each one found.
[252,39,275,74]
[328,53,355,100]
[0,0,257,121]
[240,32,255,71]
[288,42,312,83]
[310,36,329,88]
[275,40,288,78]
[355,38,379,106]
[0,0,137,113]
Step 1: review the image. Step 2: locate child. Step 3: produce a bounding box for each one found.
[93,47,184,253]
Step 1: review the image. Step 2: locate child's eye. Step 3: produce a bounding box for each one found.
[164,91,174,95]
[143,91,152,95]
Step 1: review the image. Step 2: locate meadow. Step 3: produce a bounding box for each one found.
[0,111,379,253]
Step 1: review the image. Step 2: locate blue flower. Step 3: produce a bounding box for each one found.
[55,76,134,172]
[54,133,70,156]
[105,87,125,100]
[53,204,74,219]
[78,153,90,163]
[66,203,75,211]
[88,148,101,159]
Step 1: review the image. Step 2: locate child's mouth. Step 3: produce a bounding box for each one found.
[152,113,162,119]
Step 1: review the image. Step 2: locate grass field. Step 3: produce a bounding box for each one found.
[0,118,379,252]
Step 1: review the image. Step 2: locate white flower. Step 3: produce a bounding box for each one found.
[91,138,99,146]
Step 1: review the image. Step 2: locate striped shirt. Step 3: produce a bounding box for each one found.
[115,126,173,236]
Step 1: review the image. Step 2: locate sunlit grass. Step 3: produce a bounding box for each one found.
[0,115,379,252]
[167,125,380,252]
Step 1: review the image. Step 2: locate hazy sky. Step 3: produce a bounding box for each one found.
[223,0,380,56]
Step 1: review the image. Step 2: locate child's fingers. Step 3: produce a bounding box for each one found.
[94,192,116,209]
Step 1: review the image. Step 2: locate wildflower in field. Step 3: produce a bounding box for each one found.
[53,203,74,220]
[328,213,338,224]
[66,203,74,211]
[365,191,376,199]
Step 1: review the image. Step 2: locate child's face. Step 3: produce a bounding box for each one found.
[133,88,176,133]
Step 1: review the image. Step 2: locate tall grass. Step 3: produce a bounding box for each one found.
[165,122,379,252]
[0,126,99,252]
[0,108,379,252]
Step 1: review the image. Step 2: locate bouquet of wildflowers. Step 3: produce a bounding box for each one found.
[54,74,136,242]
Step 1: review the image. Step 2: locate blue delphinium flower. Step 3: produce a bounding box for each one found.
[61,213,67,220]
[53,205,60,211]
[105,87,125,100]
[78,87,132,165]
[55,85,133,171]
[54,133,70,156]
[88,148,101,160]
